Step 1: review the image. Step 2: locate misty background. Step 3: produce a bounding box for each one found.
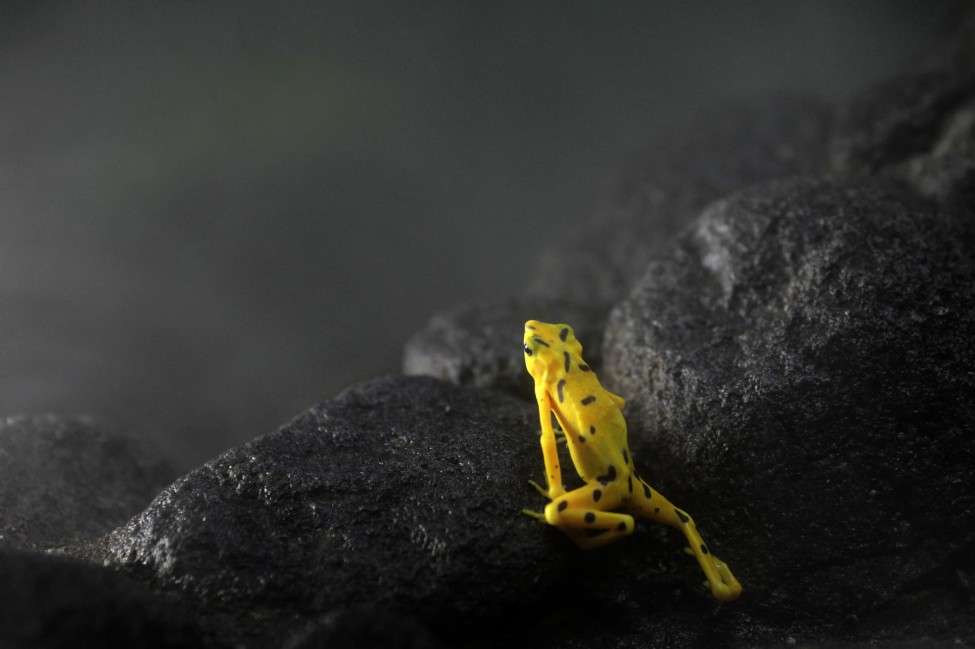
[0,2,960,469]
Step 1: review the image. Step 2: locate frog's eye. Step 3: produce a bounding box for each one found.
[523,344,532,356]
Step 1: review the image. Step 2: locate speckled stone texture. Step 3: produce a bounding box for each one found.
[0,415,176,552]
[404,95,834,400]
[830,10,975,176]
[602,176,975,642]
[529,93,834,308]
[397,8,975,648]
[5,9,975,649]
[97,376,559,648]
[0,417,199,649]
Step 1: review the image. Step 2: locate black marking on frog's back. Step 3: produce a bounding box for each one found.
[701,543,709,555]
[589,425,596,435]
[627,475,633,494]
[622,449,629,465]
[533,337,550,347]
[593,489,602,502]
[564,351,571,373]
[584,512,596,524]
[676,509,690,524]
[560,327,569,342]
[597,464,617,486]
[579,364,591,372]
[580,395,596,406]
[642,482,652,500]
[557,379,565,403]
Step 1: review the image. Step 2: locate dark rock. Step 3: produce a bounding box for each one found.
[403,97,835,402]
[830,7,975,208]
[893,98,975,217]
[0,415,177,552]
[831,65,975,174]
[0,546,205,649]
[12,15,969,649]
[602,176,975,642]
[100,376,563,648]
[530,94,833,307]
[403,297,604,399]
[284,608,442,649]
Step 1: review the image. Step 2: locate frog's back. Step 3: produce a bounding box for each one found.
[557,369,627,439]
[545,344,631,481]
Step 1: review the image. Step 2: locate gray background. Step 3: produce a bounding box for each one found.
[0,2,961,469]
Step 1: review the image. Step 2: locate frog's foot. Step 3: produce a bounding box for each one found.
[527,479,549,498]
[710,556,742,601]
[683,546,742,601]
[545,483,632,550]
[521,508,546,521]
[527,479,564,500]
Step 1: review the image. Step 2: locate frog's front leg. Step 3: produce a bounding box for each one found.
[544,482,635,550]
[532,384,565,500]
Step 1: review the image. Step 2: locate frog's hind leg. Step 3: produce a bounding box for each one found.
[544,483,634,550]
[628,476,742,601]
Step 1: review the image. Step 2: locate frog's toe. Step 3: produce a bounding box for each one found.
[715,560,741,593]
[710,580,742,601]
[521,508,546,521]
[687,548,742,601]
[527,479,550,499]
[709,558,742,601]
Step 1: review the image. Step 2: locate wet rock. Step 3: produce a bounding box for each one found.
[100,376,563,648]
[0,415,177,552]
[403,297,604,399]
[0,546,205,649]
[602,176,975,642]
[530,94,833,307]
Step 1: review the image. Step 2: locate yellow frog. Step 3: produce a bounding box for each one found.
[522,320,741,601]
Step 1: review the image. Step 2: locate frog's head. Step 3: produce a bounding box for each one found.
[523,320,583,380]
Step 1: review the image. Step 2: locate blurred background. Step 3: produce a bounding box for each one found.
[0,1,962,469]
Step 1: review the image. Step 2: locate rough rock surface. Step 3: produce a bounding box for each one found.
[530,94,834,308]
[403,297,604,399]
[830,10,975,177]
[830,8,975,218]
[393,12,975,647]
[406,96,833,398]
[0,415,176,552]
[98,376,562,648]
[603,176,975,642]
[8,9,975,649]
